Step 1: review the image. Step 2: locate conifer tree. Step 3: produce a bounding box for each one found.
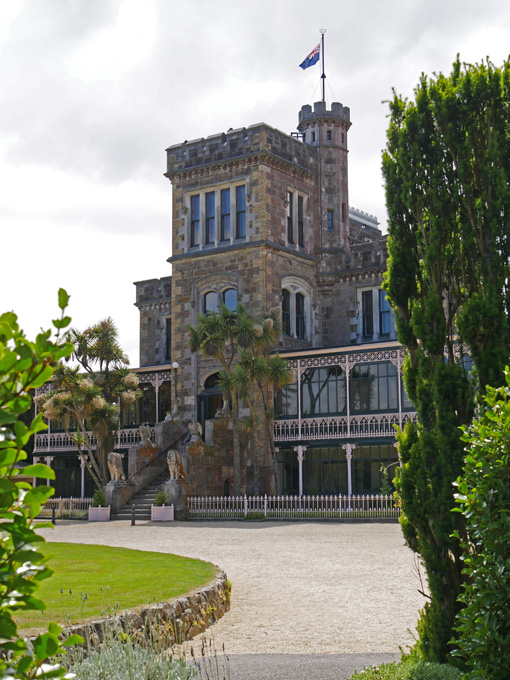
[382,57,510,661]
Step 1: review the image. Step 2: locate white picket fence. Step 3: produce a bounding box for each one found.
[187,494,400,520]
[40,497,93,519]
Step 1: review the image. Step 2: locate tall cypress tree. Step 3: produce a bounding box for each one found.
[382,57,510,661]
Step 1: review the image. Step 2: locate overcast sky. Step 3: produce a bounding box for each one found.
[2,0,510,365]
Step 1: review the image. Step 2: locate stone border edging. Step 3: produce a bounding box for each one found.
[60,570,231,647]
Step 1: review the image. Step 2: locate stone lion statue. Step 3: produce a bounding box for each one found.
[138,423,151,444]
[107,452,125,482]
[167,449,186,481]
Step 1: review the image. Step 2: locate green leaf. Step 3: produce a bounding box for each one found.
[21,464,55,480]
[24,486,54,506]
[58,288,70,311]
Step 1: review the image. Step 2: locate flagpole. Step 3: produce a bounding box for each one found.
[320,29,326,103]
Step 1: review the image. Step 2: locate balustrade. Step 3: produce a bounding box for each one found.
[33,426,156,453]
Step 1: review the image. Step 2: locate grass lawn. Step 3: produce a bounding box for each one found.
[15,542,218,635]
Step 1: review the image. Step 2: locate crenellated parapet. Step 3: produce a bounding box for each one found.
[165,123,318,182]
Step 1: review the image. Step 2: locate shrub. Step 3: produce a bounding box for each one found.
[243,512,265,521]
[349,659,462,679]
[154,490,167,506]
[64,637,194,680]
[92,489,106,507]
[0,292,83,679]
[452,369,510,678]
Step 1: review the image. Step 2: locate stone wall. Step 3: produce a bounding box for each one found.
[57,571,231,648]
[134,276,172,367]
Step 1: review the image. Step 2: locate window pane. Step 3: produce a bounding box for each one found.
[287,191,294,243]
[222,288,237,311]
[379,289,391,336]
[298,195,304,247]
[190,195,200,246]
[205,192,215,244]
[221,188,230,241]
[203,291,218,314]
[362,291,373,338]
[236,185,246,239]
[282,289,291,336]
[296,292,305,339]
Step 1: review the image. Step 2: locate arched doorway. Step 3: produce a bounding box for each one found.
[197,373,223,429]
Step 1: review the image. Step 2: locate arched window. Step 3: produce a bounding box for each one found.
[280,278,312,341]
[222,288,237,311]
[282,289,291,336]
[203,291,218,314]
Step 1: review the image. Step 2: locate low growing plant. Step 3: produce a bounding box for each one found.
[349,659,462,679]
[64,636,194,680]
[243,512,265,521]
[92,488,106,507]
[155,490,168,506]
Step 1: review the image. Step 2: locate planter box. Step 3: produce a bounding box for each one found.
[151,504,174,521]
[88,506,111,522]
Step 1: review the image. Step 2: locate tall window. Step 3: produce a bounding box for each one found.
[379,289,391,337]
[362,290,373,339]
[221,188,230,241]
[295,293,305,339]
[236,185,246,239]
[282,289,291,336]
[190,195,200,247]
[205,191,215,244]
[298,195,304,247]
[287,191,294,244]
[327,210,334,231]
[281,279,311,342]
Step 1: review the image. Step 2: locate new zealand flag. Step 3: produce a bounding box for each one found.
[299,44,320,70]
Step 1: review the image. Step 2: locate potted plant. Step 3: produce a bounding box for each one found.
[151,490,174,521]
[88,488,111,521]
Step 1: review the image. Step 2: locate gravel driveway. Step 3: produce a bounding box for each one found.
[40,520,426,678]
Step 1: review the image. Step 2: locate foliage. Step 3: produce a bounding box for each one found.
[154,490,167,507]
[451,370,510,679]
[382,57,510,661]
[349,659,462,680]
[0,291,83,678]
[36,318,140,488]
[16,542,218,633]
[63,634,194,680]
[91,489,106,507]
[243,512,265,521]
[189,304,292,495]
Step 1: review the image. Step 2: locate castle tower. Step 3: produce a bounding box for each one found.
[297,101,351,254]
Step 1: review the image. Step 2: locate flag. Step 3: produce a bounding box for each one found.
[299,44,320,70]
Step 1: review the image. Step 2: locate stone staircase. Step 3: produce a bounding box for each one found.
[111,469,169,521]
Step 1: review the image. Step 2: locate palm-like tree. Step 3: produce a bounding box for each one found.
[189,305,255,494]
[37,319,140,489]
[189,305,292,495]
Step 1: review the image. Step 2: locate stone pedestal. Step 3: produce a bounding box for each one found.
[128,442,159,479]
[155,419,187,452]
[162,480,193,520]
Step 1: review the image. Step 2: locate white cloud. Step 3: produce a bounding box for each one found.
[2,0,510,364]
